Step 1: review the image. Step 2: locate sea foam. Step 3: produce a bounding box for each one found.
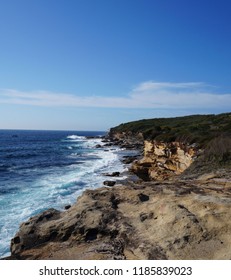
[0,131,126,258]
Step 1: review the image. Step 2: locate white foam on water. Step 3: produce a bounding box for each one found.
[0,137,127,258]
[66,135,86,140]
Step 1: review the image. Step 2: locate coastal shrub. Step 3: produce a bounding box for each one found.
[142,129,161,140]
[204,135,231,164]
[110,112,231,147]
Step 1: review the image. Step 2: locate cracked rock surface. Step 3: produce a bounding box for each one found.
[9,175,231,260]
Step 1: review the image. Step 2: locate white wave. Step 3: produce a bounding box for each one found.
[70,152,79,156]
[66,135,86,140]
[0,137,128,258]
[82,138,102,148]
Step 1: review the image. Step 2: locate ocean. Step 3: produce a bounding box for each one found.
[0,130,129,258]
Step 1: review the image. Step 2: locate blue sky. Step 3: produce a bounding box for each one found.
[0,0,231,130]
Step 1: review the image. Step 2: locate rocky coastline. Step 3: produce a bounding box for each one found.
[5,128,231,260]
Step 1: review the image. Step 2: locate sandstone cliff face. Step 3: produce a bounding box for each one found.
[9,176,231,260]
[131,141,198,181]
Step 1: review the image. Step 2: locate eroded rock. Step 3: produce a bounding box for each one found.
[131,141,198,180]
[9,176,231,260]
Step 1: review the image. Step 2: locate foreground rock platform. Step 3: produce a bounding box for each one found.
[9,174,231,260]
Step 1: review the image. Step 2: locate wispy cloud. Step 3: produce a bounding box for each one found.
[0,81,231,110]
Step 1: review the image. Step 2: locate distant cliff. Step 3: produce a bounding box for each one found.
[109,112,231,144]
[109,112,231,179]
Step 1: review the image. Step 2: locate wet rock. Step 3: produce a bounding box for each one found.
[103,143,114,147]
[103,172,120,177]
[95,144,102,148]
[122,156,139,164]
[103,181,116,187]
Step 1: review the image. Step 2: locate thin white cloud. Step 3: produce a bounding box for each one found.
[133,81,207,91]
[0,81,230,110]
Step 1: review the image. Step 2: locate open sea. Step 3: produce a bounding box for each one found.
[0,130,129,258]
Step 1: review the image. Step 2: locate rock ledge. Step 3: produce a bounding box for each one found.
[9,174,231,260]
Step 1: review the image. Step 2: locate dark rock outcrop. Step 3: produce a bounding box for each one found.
[103,181,116,187]
[102,172,120,177]
[122,155,140,164]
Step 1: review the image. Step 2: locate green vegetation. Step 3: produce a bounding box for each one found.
[110,112,231,147]
[183,134,231,177]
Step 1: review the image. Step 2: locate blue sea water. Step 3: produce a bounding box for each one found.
[0,130,128,258]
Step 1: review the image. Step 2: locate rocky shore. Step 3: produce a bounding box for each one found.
[5,129,231,260]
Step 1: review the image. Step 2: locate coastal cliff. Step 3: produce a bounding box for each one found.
[8,113,231,260]
[131,141,198,181]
